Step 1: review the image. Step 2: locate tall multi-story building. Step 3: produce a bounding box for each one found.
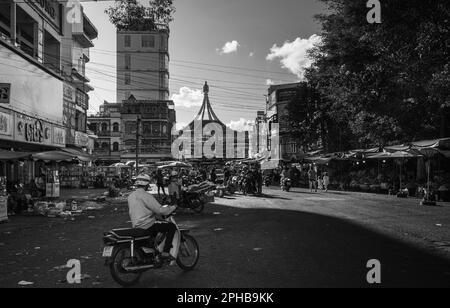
[0,0,97,182]
[116,25,170,102]
[87,22,174,165]
[61,4,98,151]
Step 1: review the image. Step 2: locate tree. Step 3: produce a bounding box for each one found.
[105,0,175,31]
[307,0,450,148]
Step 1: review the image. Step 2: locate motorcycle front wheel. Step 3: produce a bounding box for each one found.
[109,245,143,287]
[177,234,200,271]
[191,199,205,214]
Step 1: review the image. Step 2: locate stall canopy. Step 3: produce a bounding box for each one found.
[384,138,450,158]
[0,149,33,160]
[367,150,421,160]
[61,148,96,162]
[32,151,76,162]
[158,161,192,169]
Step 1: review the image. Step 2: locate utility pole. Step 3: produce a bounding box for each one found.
[135,116,141,175]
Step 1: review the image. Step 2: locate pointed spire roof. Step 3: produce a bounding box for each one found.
[193,82,222,123]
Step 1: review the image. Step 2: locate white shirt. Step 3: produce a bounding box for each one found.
[127,188,175,229]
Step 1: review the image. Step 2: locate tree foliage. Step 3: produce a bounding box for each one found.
[105,0,175,31]
[299,0,450,150]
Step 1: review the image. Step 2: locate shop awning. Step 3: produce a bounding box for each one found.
[367,151,421,159]
[0,150,32,160]
[32,151,77,162]
[411,138,450,149]
[60,148,96,162]
[303,156,333,165]
[261,159,281,170]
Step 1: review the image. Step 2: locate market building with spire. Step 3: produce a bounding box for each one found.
[173,82,250,162]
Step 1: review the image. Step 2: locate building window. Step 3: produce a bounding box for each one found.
[141,35,155,48]
[113,122,119,132]
[125,122,136,134]
[101,142,109,149]
[112,142,119,152]
[101,123,108,132]
[125,54,131,69]
[124,35,131,47]
[125,73,131,85]
[89,123,97,133]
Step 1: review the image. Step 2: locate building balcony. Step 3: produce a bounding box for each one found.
[97,131,111,137]
[73,32,94,48]
[93,149,110,156]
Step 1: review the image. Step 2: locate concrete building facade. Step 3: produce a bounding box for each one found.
[0,0,98,182]
[116,26,170,102]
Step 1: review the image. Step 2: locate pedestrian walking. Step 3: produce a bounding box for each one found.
[156,169,166,197]
[323,172,330,192]
[210,168,217,183]
[308,168,317,192]
[317,176,324,191]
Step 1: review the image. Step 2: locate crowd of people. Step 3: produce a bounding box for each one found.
[148,163,265,197]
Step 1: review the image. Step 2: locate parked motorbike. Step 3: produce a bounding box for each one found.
[177,189,207,213]
[102,209,200,287]
[281,178,292,192]
[241,177,256,195]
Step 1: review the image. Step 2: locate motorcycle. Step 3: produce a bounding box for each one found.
[263,176,271,187]
[281,178,292,192]
[102,209,200,287]
[177,189,207,213]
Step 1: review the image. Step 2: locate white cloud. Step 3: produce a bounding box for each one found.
[176,122,188,130]
[266,34,321,80]
[249,52,255,57]
[171,87,203,108]
[217,40,240,55]
[226,118,255,132]
[266,79,275,86]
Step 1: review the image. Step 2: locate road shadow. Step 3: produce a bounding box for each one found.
[136,203,450,288]
[230,193,291,201]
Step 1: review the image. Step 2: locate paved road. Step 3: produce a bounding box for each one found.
[0,187,449,288]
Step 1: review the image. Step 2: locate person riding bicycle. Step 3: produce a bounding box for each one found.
[127,174,177,260]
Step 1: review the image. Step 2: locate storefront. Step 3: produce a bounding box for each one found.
[0,106,66,185]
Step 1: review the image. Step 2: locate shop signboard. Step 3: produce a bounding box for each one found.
[0,83,10,104]
[52,126,66,146]
[63,84,76,134]
[29,0,62,31]
[75,131,89,148]
[0,110,13,139]
[14,112,65,147]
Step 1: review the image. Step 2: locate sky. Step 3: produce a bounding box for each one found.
[83,0,326,130]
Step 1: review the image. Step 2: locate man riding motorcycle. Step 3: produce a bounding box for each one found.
[127,174,177,261]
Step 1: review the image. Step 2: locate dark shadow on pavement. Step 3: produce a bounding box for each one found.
[136,203,450,288]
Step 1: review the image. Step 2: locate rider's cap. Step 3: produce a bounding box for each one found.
[135,174,151,186]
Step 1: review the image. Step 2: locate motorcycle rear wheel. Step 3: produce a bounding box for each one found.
[177,234,200,271]
[109,245,143,287]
